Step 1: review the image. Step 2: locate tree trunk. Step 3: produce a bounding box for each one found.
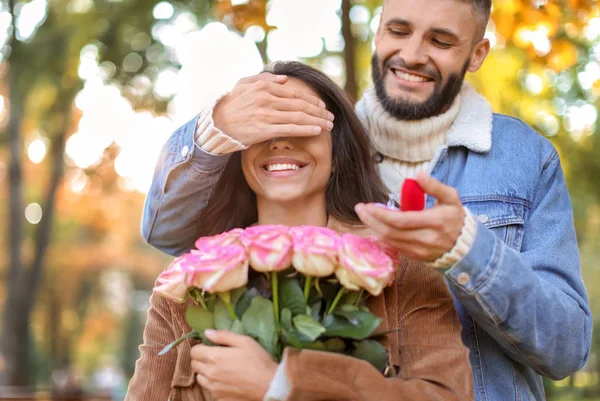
[28,124,68,309]
[341,0,357,101]
[0,64,29,392]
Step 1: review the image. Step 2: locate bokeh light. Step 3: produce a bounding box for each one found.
[25,203,43,224]
[27,138,47,164]
[153,2,174,20]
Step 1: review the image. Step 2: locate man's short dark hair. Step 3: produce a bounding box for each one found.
[383,0,492,40]
[463,0,492,39]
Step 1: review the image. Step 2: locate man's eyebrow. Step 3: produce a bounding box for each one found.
[384,18,412,27]
[384,19,461,42]
[431,28,461,42]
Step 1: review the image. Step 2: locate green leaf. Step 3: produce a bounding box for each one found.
[350,340,389,372]
[322,310,382,340]
[293,315,326,342]
[280,327,304,349]
[280,327,325,351]
[241,296,279,358]
[231,286,247,306]
[158,330,200,356]
[324,338,346,353]
[303,341,326,351]
[369,327,402,338]
[340,291,362,306]
[186,306,214,335]
[235,287,258,317]
[214,299,235,330]
[334,306,361,325]
[230,319,245,335]
[279,279,306,316]
[281,308,293,332]
[205,295,217,313]
[310,301,323,321]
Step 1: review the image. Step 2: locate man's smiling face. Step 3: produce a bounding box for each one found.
[372,0,490,120]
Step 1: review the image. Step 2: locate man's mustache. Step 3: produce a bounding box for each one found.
[383,58,440,80]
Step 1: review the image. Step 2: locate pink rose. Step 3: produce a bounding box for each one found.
[184,244,249,293]
[240,225,293,272]
[153,256,192,302]
[290,226,340,277]
[336,234,394,296]
[194,228,244,250]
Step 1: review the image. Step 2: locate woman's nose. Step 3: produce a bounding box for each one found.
[269,137,294,151]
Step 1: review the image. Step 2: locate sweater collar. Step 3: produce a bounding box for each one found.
[356,82,493,158]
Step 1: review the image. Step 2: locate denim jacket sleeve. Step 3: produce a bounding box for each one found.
[141,114,230,256]
[445,151,592,380]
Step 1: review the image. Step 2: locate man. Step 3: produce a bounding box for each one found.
[140,0,592,399]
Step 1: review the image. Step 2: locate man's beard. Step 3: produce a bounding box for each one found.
[371,54,469,120]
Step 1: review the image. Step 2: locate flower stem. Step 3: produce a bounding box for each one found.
[198,296,208,311]
[225,301,236,321]
[218,291,237,321]
[303,276,313,303]
[271,272,280,324]
[192,288,208,311]
[315,278,322,295]
[354,289,364,307]
[327,287,346,315]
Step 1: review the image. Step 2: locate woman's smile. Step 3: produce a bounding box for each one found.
[259,156,309,178]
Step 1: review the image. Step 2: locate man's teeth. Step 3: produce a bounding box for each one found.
[266,163,301,172]
[394,70,428,83]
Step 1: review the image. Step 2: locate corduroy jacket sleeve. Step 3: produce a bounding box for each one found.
[279,261,474,401]
[125,292,178,401]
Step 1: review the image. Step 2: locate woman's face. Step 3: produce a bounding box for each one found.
[241,78,333,205]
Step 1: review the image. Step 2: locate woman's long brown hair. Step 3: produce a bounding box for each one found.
[193,61,389,240]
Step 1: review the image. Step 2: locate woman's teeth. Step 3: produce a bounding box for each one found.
[266,163,301,172]
[393,70,428,83]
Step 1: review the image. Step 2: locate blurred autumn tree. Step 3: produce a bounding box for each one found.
[0,0,214,391]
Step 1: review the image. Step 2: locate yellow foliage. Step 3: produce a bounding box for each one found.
[214,0,270,32]
[546,40,579,72]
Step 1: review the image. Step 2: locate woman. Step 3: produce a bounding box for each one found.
[126,62,473,401]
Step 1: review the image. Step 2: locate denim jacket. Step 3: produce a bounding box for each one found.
[141,112,592,401]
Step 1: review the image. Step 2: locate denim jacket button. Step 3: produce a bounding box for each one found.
[477,214,489,224]
[457,272,470,285]
[181,145,190,158]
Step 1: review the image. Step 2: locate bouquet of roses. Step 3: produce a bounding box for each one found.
[153,225,399,372]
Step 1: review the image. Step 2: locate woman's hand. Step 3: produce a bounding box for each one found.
[191,329,279,401]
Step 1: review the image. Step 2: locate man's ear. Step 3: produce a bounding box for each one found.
[467,38,491,73]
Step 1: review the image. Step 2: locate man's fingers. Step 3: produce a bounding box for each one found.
[264,123,323,138]
[362,204,441,230]
[238,72,288,85]
[267,110,333,132]
[273,98,334,122]
[266,82,327,109]
[355,204,398,238]
[416,172,460,205]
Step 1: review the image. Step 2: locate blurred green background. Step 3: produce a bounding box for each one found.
[0,0,598,399]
